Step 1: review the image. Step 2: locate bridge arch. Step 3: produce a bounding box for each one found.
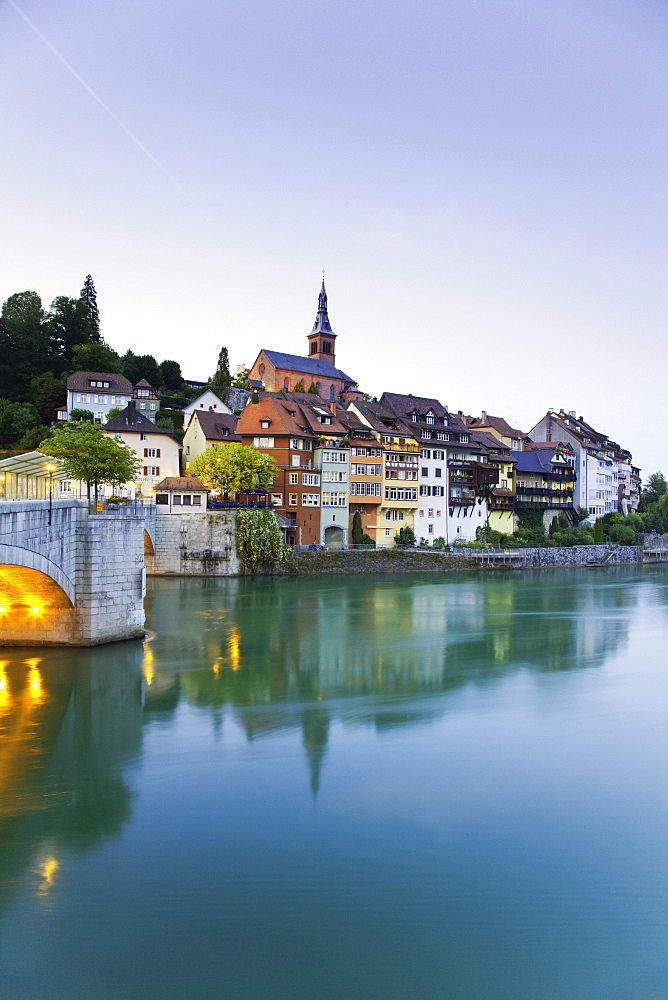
[143,529,155,556]
[0,544,75,605]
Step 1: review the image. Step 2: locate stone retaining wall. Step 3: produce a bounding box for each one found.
[147,511,240,576]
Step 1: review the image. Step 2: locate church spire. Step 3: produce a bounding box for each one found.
[310,276,334,336]
[307,275,337,363]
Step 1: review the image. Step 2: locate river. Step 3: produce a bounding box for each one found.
[0,566,666,1000]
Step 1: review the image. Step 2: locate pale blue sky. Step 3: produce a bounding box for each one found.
[1,0,665,473]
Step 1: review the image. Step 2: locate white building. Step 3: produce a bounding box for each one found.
[64,371,134,423]
[183,389,232,422]
[105,403,181,496]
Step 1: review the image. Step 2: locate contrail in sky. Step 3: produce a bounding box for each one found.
[5,0,207,218]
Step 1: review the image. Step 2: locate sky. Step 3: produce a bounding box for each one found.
[1,0,665,475]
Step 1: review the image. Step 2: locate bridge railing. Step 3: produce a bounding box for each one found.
[89,500,155,515]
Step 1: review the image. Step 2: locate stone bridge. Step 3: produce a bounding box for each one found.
[0,500,154,646]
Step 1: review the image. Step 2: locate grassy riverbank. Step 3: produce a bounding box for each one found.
[285,548,473,574]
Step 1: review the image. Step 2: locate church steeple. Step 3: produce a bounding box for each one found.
[307,276,337,363]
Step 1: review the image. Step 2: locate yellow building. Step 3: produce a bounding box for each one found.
[183,410,240,473]
[347,400,420,547]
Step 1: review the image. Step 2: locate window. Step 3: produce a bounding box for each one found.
[272,494,282,506]
[350,464,381,476]
[411,412,418,422]
[432,486,444,497]
[421,449,430,459]
[302,494,320,506]
[143,466,160,476]
[436,509,441,516]
[420,485,430,496]
[433,450,444,460]
[426,414,435,424]
[428,508,434,517]
[460,434,469,443]
[182,495,192,506]
[428,524,434,533]
[302,473,320,486]
[385,487,417,501]
[421,467,428,477]
[155,494,168,505]
[143,448,160,458]
[435,468,442,477]
[436,432,449,441]
[78,394,89,403]
[323,451,347,463]
[140,433,147,441]
[260,420,271,429]
[419,509,424,516]
[289,472,298,485]
[322,470,347,482]
[193,496,201,505]
[350,482,381,496]
[149,403,156,410]
[253,437,274,448]
[386,528,391,536]
[59,480,71,492]
[186,446,190,455]
[421,431,431,439]
[136,388,149,397]
[320,416,332,425]
[97,395,106,404]
[322,492,347,506]
[289,494,298,506]
[385,510,404,521]
[138,402,146,409]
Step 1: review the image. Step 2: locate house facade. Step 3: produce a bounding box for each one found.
[182,389,231,423]
[527,410,636,518]
[65,371,134,423]
[183,410,240,472]
[512,443,577,528]
[105,403,181,496]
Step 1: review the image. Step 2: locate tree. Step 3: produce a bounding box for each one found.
[593,518,604,543]
[211,347,231,390]
[395,525,415,546]
[307,382,318,394]
[0,399,41,447]
[72,341,121,373]
[352,510,363,545]
[643,473,667,506]
[27,372,66,424]
[69,408,94,422]
[159,360,182,392]
[80,275,100,341]
[231,369,250,390]
[41,421,140,501]
[293,381,305,393]
[121,350,159,387]
[235,508,283,573]
[0,291,50,399]
[106,407,123,422]
[47,295,93,370]
[191,442,275,499]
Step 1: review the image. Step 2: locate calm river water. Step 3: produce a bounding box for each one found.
[1,566,667,1000]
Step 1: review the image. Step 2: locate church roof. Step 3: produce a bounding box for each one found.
[261,350,356,384]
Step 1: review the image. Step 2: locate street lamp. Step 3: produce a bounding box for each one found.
[45,464,57,525]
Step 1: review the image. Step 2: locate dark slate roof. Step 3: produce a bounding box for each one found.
[104,404,176,437]
[512,450,552,475]
[192,410,240,442]
[67,371,133,393]
[380,392,449,419]
[261,350,355,384]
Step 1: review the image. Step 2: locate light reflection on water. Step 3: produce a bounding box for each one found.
[0,566,666,1000]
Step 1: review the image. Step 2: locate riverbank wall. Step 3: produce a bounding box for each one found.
[284,543,665,575]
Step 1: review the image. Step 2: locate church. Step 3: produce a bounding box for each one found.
[247,280,362,403]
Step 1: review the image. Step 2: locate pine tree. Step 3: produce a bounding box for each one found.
[212,347,231,389]
[80,275,100,341]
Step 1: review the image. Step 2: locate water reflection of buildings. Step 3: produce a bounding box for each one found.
[143,569,638,794]
[0,568,649,906]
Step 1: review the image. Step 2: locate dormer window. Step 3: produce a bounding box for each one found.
[460,434,469,443]
[410,411,418,422]
[88,380,110,389]
[136,388,150,397]
[442,416,448,425]
[320,416,332,425]
[260,419,271,429]
[426,412,435,424]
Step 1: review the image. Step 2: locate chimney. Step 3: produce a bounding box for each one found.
[251,390,259,405]
[481,410,487,422]
[330,401,337,415]
[569,410,576,418]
